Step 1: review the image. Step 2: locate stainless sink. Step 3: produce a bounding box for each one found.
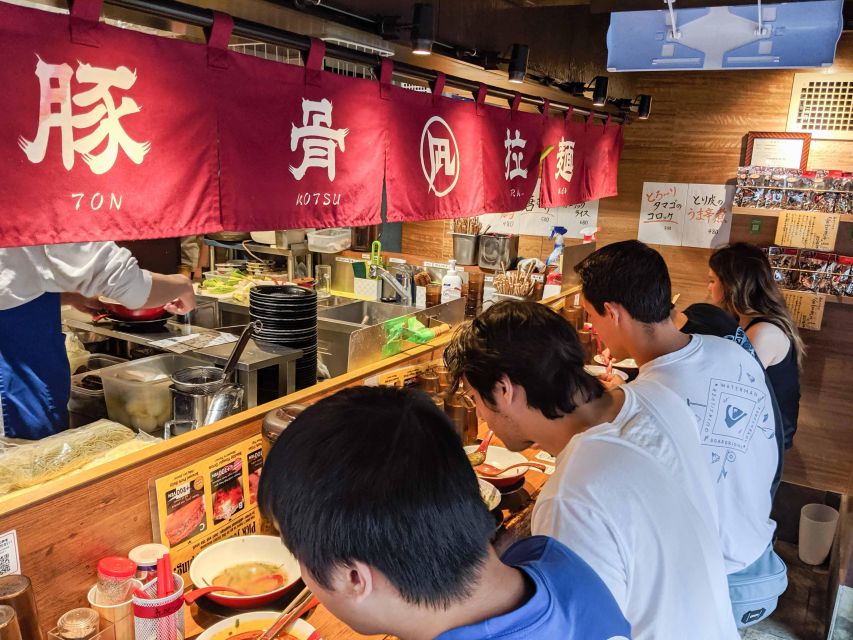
[318,301,419,327]
[316,295,356,308]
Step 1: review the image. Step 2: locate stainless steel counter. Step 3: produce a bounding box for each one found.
[64,317,301,407]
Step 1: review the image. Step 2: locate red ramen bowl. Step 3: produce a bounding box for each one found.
[189,535,301,608]
[99,297,168,321]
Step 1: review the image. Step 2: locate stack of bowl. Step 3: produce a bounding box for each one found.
[250,285,317,389]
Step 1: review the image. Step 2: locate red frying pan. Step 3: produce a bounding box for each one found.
[97,297,167,321]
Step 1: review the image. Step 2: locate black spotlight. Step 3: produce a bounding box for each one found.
[411,3,434,55]
[508,44,529,84]
[637,94,652,119]
[592,76,608,107]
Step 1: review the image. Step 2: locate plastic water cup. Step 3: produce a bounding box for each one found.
[798,503,839,565]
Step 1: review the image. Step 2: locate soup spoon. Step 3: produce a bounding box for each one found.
[183,585,249,604]
[475,461,547,477]
[467,431,494,467]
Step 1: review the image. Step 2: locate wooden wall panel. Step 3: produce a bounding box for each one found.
[403,33,853,493]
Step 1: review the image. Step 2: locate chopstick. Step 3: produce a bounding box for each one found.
[257,587,315,640]
[451,217,482,235]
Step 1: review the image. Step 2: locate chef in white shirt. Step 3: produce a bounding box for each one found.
[0,241,195,440]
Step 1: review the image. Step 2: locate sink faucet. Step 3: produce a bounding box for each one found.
[369,264,412,306]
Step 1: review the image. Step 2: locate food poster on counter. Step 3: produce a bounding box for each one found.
[637,182,688,246]
[150,435,266,579]
[775,211,840,252]
[782,290,826,330]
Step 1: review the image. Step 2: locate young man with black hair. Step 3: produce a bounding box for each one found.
[575,240,786,628]
[444,302,738,640]
[258,385,631,640]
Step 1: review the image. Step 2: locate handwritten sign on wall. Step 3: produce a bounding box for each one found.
[638,182,732,248]
[480,179,599,239]
[638,182,687,246]
[775,211,840,252]
[682,184,734,249]
[782,289,826,330]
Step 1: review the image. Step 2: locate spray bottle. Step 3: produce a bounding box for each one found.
[543,226,567,299]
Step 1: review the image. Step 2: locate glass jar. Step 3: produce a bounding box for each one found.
[96,557,136,605]
[0,575,42,640]
[0,605,22,640]
[56,609,99,640]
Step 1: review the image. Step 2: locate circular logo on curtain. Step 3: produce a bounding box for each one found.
[420,116,459,197]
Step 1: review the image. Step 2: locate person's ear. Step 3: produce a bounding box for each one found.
[340,560,374,603]
[602,301,621,325]
[492,374,518,409]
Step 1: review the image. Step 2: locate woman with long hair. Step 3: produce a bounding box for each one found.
[708,242,804,449]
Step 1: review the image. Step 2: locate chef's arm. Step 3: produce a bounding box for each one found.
[145,273,196,314]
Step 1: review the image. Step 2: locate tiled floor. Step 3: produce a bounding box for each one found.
[739,542,830,640]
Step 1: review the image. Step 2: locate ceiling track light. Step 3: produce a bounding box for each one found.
[563,76,609,107]
[410,3,434,55]
[507,43,529,84]
[612,94,653,120]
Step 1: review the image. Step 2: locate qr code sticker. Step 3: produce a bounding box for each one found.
[0,530,20,576]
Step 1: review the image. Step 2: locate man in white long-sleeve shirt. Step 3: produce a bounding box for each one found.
[444,302,738,640]
[0,241,195,440]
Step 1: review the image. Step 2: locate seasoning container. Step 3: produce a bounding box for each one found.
[96,557,136,606]
[417,370,439,395]
[461,394,479,446]
[430,395,445,411]
[128,544,168,583]
[0,606,22,640]
[577,326,594,363]
[262,404,308,448]
[425,283,442,308]
[444,392,468,442]
[0,575,42,640]
[56,609,99,640]
[436,367,452,394]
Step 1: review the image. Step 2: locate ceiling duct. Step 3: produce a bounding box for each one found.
[606,0,844,71]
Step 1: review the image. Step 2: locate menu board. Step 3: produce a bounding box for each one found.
[775,211,840,251]
[479,179,599,238]
[637,182,687,246]
[638,182,732,248]
[782,290,826,330]
[150,435,266,578]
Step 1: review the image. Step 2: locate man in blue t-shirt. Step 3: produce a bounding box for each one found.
[259,386,631,640]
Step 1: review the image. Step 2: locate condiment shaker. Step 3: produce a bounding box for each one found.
[444,392,468,442]
[56,609,99,640]
[0,605,22,640]
[128,544,168,583]
[95,557,136,606]
[0,575,42,640]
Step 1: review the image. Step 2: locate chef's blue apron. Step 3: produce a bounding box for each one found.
[0,293,69,439]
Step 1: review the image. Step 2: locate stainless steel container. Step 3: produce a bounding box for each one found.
[451,233,479,266]
[262,404,309,447]
[478,234,519,271]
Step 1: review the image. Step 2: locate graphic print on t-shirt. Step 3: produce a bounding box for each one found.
[689,376,769,482]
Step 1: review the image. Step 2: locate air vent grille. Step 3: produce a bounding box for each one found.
[787,72,853,140]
